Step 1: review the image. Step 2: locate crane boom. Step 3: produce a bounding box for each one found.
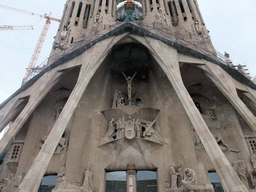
[0,4,61,22]
[0,25,33,30]
[0,4,61,84]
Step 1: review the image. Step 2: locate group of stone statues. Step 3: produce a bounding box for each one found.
[169,165,197,189]
[104,117,162,141]
[53,163,94,192]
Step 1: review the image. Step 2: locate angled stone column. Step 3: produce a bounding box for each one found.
[0,70,62,155]
[145,38,248,192]
[18,35,126,192]
[0,98,26,133]
[200,62,256,132]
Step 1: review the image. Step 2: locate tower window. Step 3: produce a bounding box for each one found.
[168,1,173,17]
[83,4,91,28]
[179,0,185,13]
[76,2,83,17]
[173,1,178,16]
[187,0,192,13]
[70,37,74,44]
[69,2,75,17]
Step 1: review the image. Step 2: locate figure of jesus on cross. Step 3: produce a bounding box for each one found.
[122,71,137,106]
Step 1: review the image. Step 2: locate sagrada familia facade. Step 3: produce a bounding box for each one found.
[0,0,256,191]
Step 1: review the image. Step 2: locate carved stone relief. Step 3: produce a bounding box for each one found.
[100,73,165,170]
[191,125,240,153]
[233,160,249,188]
[41,134,68,154]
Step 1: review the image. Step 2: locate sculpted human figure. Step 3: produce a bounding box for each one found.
[112,90,125,108]
[233,160,249,188]
[213,133,240,153]
[117,117,125,139]
[251,153,256,170]
[82,168,93,192]
[135,119,141,138]
[104,118,115,139]
[181,168,197,187]
[170,165,178,188]
[191,125,204,149]
[122,72,137,106]
[177,164,183,188]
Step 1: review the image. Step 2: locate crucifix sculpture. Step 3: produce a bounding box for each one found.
[122,71,137,106]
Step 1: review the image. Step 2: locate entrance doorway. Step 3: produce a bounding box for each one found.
[137,170,157,192]
[106,171,126,192]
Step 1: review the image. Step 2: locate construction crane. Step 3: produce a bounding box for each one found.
[0,25,34,30]
[0,4,61,84]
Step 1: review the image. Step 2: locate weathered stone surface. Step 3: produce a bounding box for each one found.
[1,1,256,192]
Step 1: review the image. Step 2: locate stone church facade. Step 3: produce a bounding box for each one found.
[0,0,256,191]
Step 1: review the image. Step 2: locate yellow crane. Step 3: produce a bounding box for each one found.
[0,4,61,84]
[0,25,34,30]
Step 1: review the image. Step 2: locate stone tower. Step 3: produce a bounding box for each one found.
[0,0,256,192]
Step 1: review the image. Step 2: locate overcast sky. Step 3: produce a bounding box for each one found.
[0,0,255,104]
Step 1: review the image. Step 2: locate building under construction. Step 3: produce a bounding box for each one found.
[0,0,256,191]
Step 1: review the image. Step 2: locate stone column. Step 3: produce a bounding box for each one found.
[108,0,113,16]
[0,71,62,155]
[112,0,117,17]
[93,0,100,16]
[193,0,205,24]
[187,0,200,22]
[152,0,157,11]
[145,0,150,14]
[181,0,192,21]
[101,0,107,14]
[0,99,25,133]
[173,0,183,22]
[170,1,178,24]
[145,38,248,192]
[127,164,137,192]
[17,35,125,192]
[142,0,146,16]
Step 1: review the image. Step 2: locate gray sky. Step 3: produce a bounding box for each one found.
[0,0,255,104]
